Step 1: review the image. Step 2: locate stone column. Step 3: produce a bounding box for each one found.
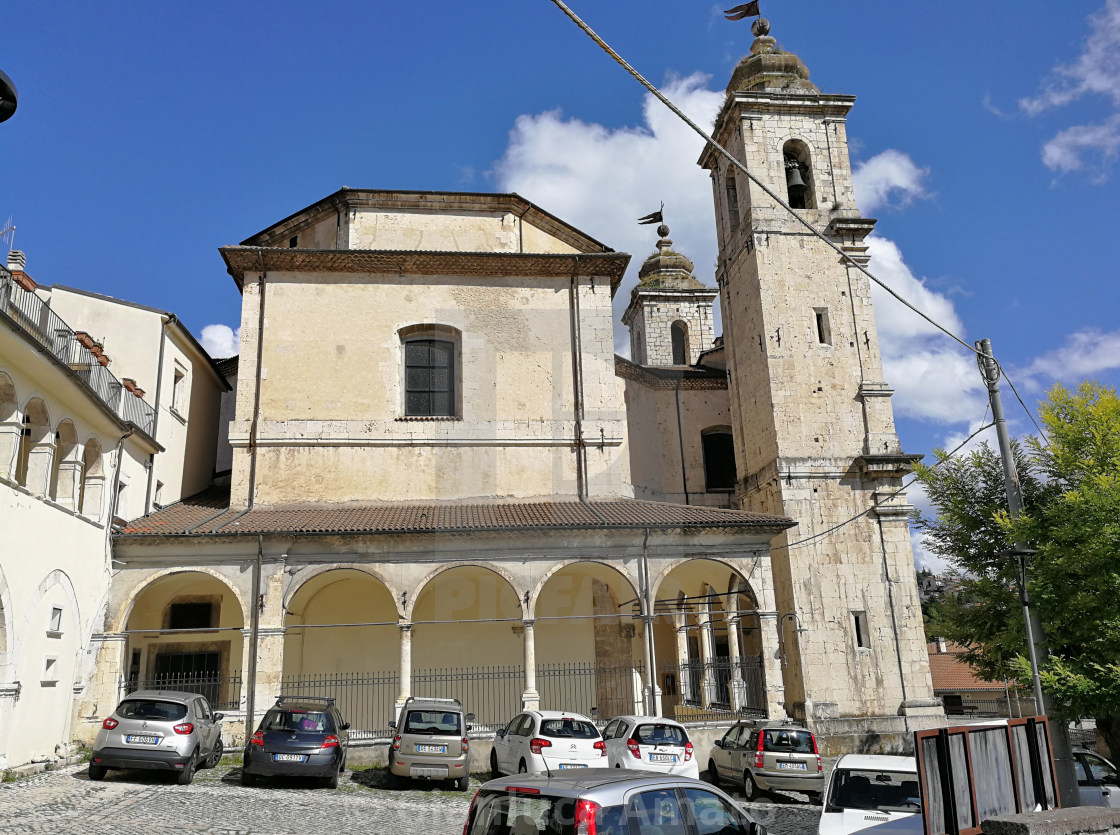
[725,609,746,712]
[698,601,716,708]
[758,612,788,721]
[0,422,19,481]
[521,619,540,710]
[396,623,413,713]
[72,632,128,745]
[81,475,106,522]
[55,461,82,510]
[675,622,693,705]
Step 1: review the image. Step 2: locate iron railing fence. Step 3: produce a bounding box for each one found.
[0,273,155,434]
[536,662,645,722]
[278,671,400,740]
[120,672,243,711]
[412,666,523,734]
[658,657,767,722]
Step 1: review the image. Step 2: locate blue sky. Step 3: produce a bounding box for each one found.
[3,1,1118,567]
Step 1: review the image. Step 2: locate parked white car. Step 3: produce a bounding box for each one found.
[601,715,699,779]
[818,754,920,835]
[489,710,608,776]
[1075,749,1120,808]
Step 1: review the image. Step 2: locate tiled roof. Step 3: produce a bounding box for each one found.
[927,644,1006,692]
[117,487,794,538]
[614,356,728,390]
[214,356,239,378]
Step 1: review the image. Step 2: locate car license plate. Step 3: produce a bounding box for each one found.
[558,763,587,769]
[778,762,807,771]
[649,753,677,763]
[125,735,159,745]
[273,753,307,762]
[416,744,447,753]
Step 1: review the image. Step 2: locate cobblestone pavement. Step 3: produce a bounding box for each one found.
[0,761,824,835]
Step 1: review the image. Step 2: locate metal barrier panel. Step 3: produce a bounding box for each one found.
[412,666,522,734]
[120,673,243,711]
[279,671,399,740]
[658,658,767,721]
[536,662,644,719]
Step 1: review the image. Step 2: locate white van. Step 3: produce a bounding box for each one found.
[818,754,920,835]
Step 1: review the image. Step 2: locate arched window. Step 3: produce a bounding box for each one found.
[16,398,50,491]
[701,428,737,492]
[49,420,78,505]
[671,321,690,366]
[725,169,741,234]
[79,437,104,520]
[400,324,461,418]
[783,140,816,210]
[0,372,17,482]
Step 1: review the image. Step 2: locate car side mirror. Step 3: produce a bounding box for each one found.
[340,722,350,731]
[213,713,224,721]
[388,720,396,730]
[496,729,505,738]
[714,739,723,749]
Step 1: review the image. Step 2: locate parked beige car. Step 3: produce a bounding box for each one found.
[387,696,473,791]
[708,719,824,801]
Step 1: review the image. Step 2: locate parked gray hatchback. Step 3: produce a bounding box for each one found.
[89,690,225,785]
[463,769,768,835]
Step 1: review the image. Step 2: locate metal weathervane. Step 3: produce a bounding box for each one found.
[723,2,761,21]
[637,202,664,226]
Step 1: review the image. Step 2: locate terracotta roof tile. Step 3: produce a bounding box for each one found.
[118,489,794,538]
[927,647,1006,692]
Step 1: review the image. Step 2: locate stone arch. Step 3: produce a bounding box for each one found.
[284,563,404,618]
[0,372,17,482]
[111,567,247,634]
[78,436,105,520]
[0,372,15,422]
[406,561,525,623]
[670,320,690,365]
[782,138,816,210]
[650,555,763,603]
[528,559,641,615]
[15,397,50,490]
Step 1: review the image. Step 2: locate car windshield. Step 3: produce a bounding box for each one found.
[634,723,687,746]
[763,728,815,754]
[828,769,920,813]
[466,790,627,835]
[539,718,599,739]
[261,709,335,734]
[405,710,461,735]
[117,699,188,721]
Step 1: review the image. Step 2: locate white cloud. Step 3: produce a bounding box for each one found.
[492,73,723,353]
[200,323,240,358]
[1021,327,1120,383]
[852,150,930,214]
[1020,0,1120,175]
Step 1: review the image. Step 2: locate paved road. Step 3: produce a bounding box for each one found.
[0,761,823,835]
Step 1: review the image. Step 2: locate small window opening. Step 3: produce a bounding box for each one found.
[154,480,164,509]
[702,430,737,491]
[168,602,215,631]
[814,308,832,345]
[43,656,58,683]
[725,170,740,234]
[49,607,63,633]
[288,235,298,248]
[404,339,456,417]
[171,368,186,415]
[853,611,870,648]
[671,321,690,365]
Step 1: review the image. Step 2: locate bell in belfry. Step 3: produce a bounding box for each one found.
[785,162,806,191]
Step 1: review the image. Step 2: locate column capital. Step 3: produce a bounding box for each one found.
[756,610,779,620]
[522,619,535,629]
[91,632,128,644]
[398,622,413,633]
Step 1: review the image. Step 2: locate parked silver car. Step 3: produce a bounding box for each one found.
[463,769,769,835]
[388,696,473,791]
[89,690,225,785]
[708,719,824,801]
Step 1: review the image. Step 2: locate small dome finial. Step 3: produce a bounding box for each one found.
[751,17,770,37]
[656,223,670,239]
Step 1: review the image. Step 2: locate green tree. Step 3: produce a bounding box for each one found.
[915,382,1120,756]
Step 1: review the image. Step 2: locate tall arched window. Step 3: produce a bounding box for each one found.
[671,321,690,366]
[725,169,741,234]
[0,372,17,482]
[79,437,105,520]
[783,140,816,210]
[701,427,737,492]
[400,324,461,417]
[49,420,78,506]
[16,398,50,491]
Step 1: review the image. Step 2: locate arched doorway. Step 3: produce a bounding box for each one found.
[533,561,643,718]
[653,559,767,720]
[282,568,400,737]
[409,565,524,730]
[123,571,245,710]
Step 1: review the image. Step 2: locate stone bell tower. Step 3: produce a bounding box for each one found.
[698,18,942,749]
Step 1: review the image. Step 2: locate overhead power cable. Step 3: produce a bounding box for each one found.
[1001,367,1050,446]
[545,0,981,358]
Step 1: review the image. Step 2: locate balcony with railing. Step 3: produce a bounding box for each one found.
[0,271,156,435]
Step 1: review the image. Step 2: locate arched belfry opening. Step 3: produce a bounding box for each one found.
[671,320,690,365]
[783,140,815,210]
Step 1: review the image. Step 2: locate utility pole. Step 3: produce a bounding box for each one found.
[975,338,1078,806]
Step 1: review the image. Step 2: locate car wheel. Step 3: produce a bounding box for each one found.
[742,770,758,801]
[455,775,469,792]
[240,769,256,787]
[205,737,224,769]
[707,760,720,788]
[324,768,339,789]
[490,750,501,778]
[518,759,527,774]
[176,751,198,786]
[87,764,107,781]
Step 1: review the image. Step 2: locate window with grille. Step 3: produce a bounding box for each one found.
[404,339,456,417]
